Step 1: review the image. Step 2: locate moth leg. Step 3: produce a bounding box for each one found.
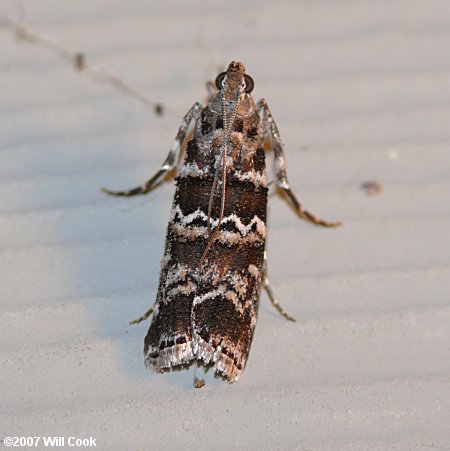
[102,102,203,197]
[257,98,341,227]
[262,252,296,322]
[129,307,153,325]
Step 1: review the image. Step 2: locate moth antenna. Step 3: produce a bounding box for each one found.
[200,88,243,271]
[206,162,220,237]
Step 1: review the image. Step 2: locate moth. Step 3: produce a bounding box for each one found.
[103,61,340,382]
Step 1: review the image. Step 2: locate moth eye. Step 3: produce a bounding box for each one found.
[243,74,254,93]
[215,72,227,89]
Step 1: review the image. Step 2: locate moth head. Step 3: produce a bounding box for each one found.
[215,61,254,95]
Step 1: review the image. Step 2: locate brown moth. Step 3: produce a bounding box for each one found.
[103,61,340,382]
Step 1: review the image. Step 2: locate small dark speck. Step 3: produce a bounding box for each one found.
[194,377,205,389]
[74,53,86,71]
[361,180,382,196]
[154,104,164,116]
